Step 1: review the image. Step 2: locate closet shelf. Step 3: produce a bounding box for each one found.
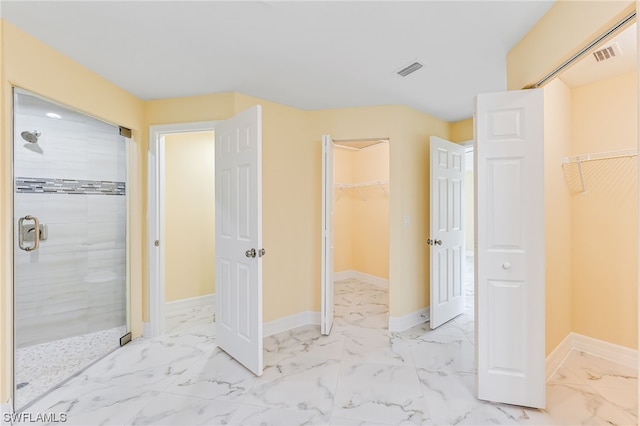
[335,179,389,189]
[561,149,637,165]
[335,179,389,201]
[561,149,637,196]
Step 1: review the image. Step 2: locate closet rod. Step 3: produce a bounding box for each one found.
[527,10,636,89]
[332,137,389,143]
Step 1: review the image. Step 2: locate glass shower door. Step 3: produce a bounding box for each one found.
[13,89,129,409]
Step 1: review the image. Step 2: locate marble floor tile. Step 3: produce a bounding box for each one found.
[333,361,431,425]
[227,402,331,425]
[129,392,238,425]
[162,347,257,401]
[14,325,126,409]
[417,368,553,425]
[264,324,345,365]
[553,351,639,422]
[545,381,636,426]
[165,304,215,334]
[340,325,413,366]
[25,382,160,426]
[562,350,638,392]
[410,331,476,374]
[16,270,638,426]
[243,355,341,416]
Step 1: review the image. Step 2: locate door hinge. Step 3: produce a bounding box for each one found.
[155,240,160,247]
[120,332,132,346]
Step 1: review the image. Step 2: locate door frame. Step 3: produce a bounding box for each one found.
[147,121,217,337]
[320,136,392,332]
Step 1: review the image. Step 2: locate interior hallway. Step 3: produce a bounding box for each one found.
[20,258,638,425]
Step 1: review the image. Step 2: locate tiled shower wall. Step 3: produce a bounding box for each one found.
[13,103,127,348]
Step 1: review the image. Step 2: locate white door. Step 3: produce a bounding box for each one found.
[429,136,466,329]
[215,105,263,376]
[476,89,545,408]
[321,134,334,335]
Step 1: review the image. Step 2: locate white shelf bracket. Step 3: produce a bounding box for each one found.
[577,160,587,196]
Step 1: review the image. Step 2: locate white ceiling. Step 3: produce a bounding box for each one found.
[2,1,556,122]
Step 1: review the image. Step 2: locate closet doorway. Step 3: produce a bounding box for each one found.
[324,137,390,333]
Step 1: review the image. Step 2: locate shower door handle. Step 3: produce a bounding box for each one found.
[18,215,40,252]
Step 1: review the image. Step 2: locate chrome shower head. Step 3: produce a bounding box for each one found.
[21,130,41,144]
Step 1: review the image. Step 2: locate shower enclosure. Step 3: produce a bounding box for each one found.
[13,89,129,409]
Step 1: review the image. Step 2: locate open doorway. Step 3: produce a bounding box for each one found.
[148,121,218,337]
[163,131,216,333]
[331,138,390,330]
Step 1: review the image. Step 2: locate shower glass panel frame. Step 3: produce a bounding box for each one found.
[12,88,130,410]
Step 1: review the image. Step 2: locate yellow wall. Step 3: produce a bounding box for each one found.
[151,96,448,321]
[0,20,145,404]
[311,106,449,317]
[507,1,634,90]
[145,93,236,126]
[334,143,390,279]
[334,147,354,272]
[570,71,638,349]
[450,118,474,143]
[543,78,573,356]
[234,93,319,320]
[395,107,450,315]
[164,131,215,302]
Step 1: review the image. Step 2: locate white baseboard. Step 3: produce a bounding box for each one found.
[545,333,574,382]
[545,332,639,382]
[388,307,430,332]
[571,332,638,370]
[165,293,215,315]
[263,311,320,337]
[1,399,14,426]
[334,270,389,289]
[334,270,356,281]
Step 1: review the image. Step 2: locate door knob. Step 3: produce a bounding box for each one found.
[434,240,442,246]
[258,248,266,257]
[245,248,256,258]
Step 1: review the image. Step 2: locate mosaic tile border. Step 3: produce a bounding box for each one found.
[16,177,126,196]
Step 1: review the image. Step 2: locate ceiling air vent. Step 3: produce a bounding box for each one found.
[397,61,423,77]
[592,42,622,62]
